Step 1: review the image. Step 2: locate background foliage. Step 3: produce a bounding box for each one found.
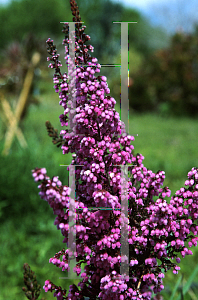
[0,0,169,61]
[129,25,198,117]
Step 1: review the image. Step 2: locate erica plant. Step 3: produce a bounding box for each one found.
[32,1,198,299]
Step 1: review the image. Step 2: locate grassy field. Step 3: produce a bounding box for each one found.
[0,72,198,300]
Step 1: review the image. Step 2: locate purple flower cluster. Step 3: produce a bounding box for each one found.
[32,1,198,299]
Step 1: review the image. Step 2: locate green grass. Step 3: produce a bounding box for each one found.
[1,74,198,299]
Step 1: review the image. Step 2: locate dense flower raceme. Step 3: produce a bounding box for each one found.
[32,1,198,299]
[33,164,198,300]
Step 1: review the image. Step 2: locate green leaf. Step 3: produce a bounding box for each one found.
[169,275,182,300]
[175,264,198,300]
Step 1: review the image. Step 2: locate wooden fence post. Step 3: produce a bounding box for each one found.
[1,52,40,156]
[0,92,28,148]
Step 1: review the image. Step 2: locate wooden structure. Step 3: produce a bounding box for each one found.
[0,52,40,156]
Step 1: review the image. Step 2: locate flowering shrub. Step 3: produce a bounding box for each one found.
[32,1,198,299]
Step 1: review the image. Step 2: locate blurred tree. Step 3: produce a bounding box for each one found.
[129,25,198,117]
[119,7,169,57]
[0,0,169,63]
[0,0,71,52]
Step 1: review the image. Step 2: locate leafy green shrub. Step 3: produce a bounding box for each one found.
[129,25,198,117]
